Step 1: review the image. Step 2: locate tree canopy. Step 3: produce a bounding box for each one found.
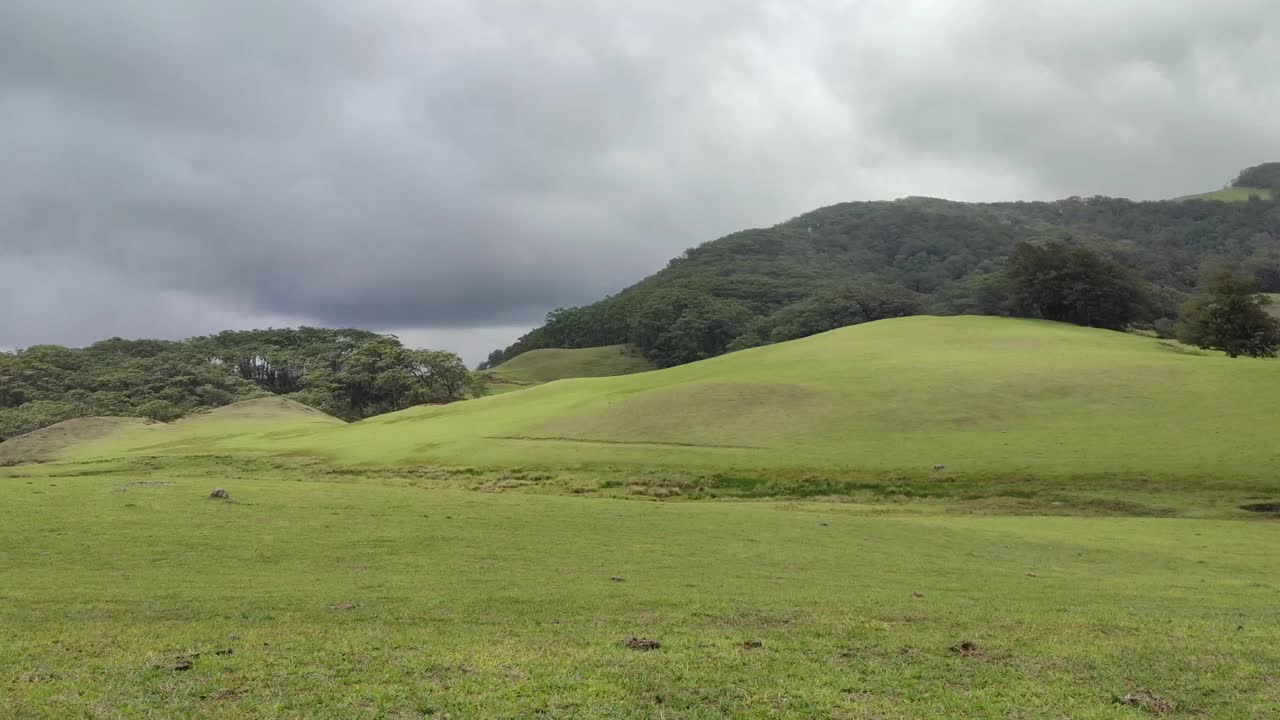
[1004,240,1149,330]
[1177,272,1280,358]
[1233,163,1280,193]
[0,328,482,442]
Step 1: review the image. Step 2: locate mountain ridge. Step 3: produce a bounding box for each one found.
[483,163,1280,369]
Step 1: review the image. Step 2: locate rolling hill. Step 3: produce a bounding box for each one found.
[0,416,150,466]
[57,397,344,460]
[481,344,655,394]
[38,316,1280,480]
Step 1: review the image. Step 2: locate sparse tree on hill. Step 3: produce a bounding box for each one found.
[1176,271,1280,358]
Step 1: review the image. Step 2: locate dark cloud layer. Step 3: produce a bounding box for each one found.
[2,1,1278,362]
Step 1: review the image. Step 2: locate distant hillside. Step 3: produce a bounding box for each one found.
[1177,187,1274,203]
[0,328,475,442]
[50,317,1280,479]
[482,345,654,394]
[485,164,1280,369]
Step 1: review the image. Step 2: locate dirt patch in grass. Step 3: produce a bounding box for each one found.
[1116,689,1174,715]
[624,636,660,651]
[1240,502,1280,514]
[154,654,197,671]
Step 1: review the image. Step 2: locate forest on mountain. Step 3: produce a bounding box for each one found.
[0,329,479,441]
[482,164,1280,369]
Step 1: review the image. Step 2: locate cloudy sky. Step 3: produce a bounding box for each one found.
[2,1,1277,363]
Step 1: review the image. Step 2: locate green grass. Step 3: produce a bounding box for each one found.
[3,466,1279,718]
[1177,187,1274,202]
[64,317,1280,482]
[480,344,654,394]
[7,317,1280,717]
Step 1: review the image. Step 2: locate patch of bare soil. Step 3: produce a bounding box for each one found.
[624,636,660,651]
[1116,690,1174,715]
[1241,502,1280,514]
[154,653,198,671]
[330,602,357,610]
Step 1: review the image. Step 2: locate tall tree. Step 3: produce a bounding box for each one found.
[1176,272,1280,358]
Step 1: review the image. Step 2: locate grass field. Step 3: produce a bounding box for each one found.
[1176,186,1274,202]
[3,468,1278,718]
[480,344,654,395]
[5,316,1280,718]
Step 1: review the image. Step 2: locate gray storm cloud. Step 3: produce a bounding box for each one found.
[2,0,1278,362]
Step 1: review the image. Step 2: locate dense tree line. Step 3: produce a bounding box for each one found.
[0,329,482,442]
[1234,162,1280,193]
[481,166,1280,369]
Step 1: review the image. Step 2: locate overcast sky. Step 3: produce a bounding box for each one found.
[2,1,1277,363]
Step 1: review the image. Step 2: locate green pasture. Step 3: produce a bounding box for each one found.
[3,468,1278,718]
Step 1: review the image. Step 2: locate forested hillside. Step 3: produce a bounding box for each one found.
[0,329,479,441]
[483,164,1280,368]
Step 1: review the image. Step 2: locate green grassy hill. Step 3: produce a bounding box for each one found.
[49,397,344,460]
[481,344,654,394]
[58,317,1280,482]
[0,416,149,466]
[1177,187,1274,202]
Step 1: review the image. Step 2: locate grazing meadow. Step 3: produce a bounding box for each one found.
[4,316,1280,718]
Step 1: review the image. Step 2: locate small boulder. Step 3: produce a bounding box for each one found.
[209,488,230,500]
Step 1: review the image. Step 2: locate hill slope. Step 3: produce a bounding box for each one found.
[482,344,655,394]
[0,416,150,466]
[1177,187,1274,202]
[486,164,1280,369]
[65,397,343,459]
[52,317,1280,479]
